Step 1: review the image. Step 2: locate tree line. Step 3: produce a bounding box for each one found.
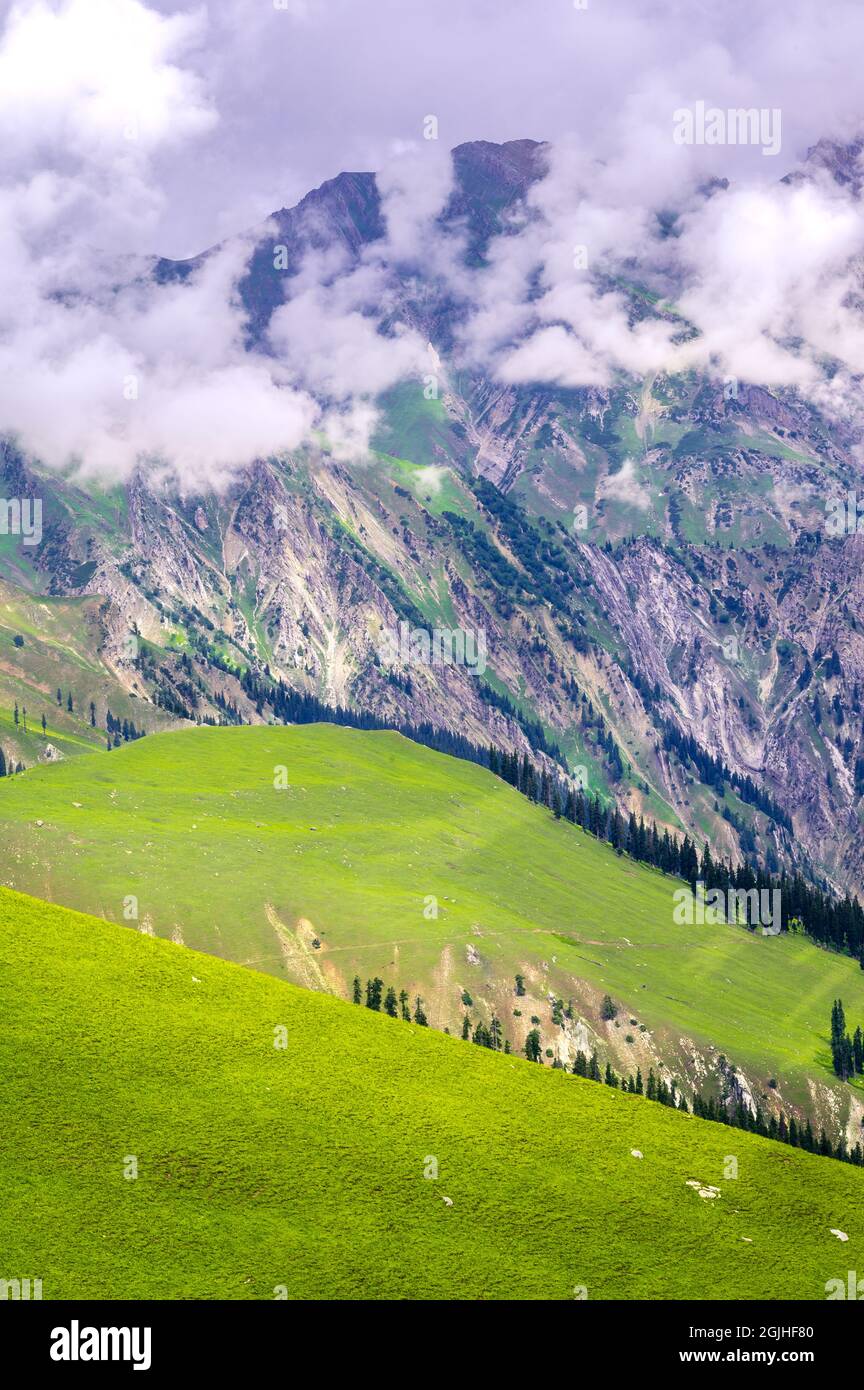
[561,1041,864,1169]
[217,654,864,961]
[353,976,428,1027]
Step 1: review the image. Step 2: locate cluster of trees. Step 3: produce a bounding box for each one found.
[105,709,146,748]
[658,718,792,831]
[12,702,43,736]
[352,976,428,1027]
[5,692,149,766]
[440,510,523,618]
[830,999,864,1081]
[476,680,564,762]
[566,1042,864,1169]
[490,745,864,959]
[462,1013,508,1050]
[692,1090,863,1167]
[470,479,577,618]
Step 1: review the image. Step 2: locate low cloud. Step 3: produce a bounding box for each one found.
[6,0,864,490]
[596,458,652,511]
[0,0,452,484]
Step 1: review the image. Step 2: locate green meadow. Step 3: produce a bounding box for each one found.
[0,724,863,1117]
[0,886,860,1300]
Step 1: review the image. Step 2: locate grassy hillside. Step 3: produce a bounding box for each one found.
[0,884,860,1300]
[0,724,863,1131]
[0,579,174,763]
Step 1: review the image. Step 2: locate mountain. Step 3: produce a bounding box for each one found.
[3,722,864,1149]
[1,880,860,1300]
[3,139,864,900]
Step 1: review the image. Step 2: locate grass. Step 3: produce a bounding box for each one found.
[0,724,863,1129]
[0,884,861,1301]
[0,580,175,760]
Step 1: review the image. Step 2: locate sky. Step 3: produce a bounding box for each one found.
[2,0,864,486]
[137,0,864,257]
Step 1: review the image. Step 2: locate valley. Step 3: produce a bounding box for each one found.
[2,723,863,1150]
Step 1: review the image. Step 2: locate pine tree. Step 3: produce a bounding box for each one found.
[524,1029,542,1063]
[413,995,428,1026]
[383,986,398,1017]
[399,989,410,1021]
[352,976,362,1004]
[365,977,383,1012]
[461,1015,471,1040]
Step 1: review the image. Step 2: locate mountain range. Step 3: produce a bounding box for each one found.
[3,135,864,904]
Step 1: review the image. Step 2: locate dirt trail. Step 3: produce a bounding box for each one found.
[265,903,334,993]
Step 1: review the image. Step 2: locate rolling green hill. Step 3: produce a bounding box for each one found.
[1,724,863,1138]
[0,884,860,1300]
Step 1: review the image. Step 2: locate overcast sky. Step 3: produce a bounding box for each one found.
[31,0,864,258]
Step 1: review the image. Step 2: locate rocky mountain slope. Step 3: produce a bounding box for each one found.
[3,140,864,895]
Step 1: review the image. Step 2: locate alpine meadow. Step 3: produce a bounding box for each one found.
[4,0,864,1352]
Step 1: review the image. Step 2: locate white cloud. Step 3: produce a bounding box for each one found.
[597,458,652,510]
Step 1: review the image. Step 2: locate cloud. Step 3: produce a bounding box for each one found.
[0,0,215,245]
[264,143,459,456]
[0,1,326,487]
[7,0,864,487]
[0,228,319,488]
[596,458,652,511]
[448,120,864,419]
[267,253,430,405]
